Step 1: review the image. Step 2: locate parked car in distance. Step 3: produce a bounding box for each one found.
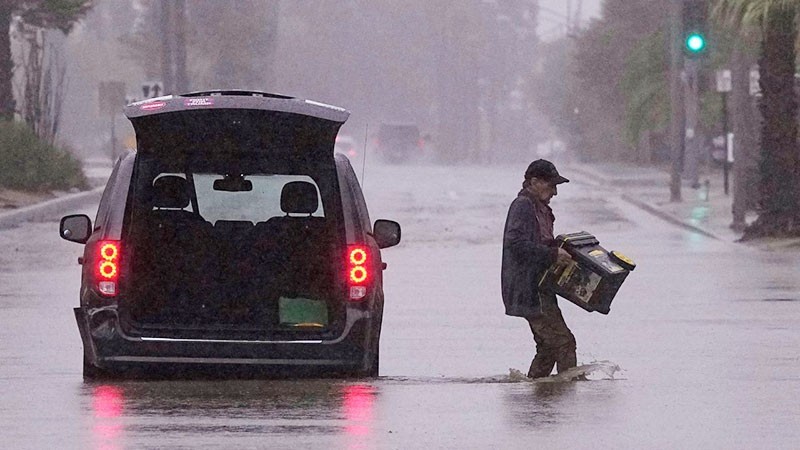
[334,133,360,160]
[60,90,401,380]
[376,122,423,163]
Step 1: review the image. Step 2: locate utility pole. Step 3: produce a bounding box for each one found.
[173,0,188,93]
[160,1,188,94]
[684,57,701,189]
[159,2,173,94]
[566,0,572,35]
[669,0,685,202]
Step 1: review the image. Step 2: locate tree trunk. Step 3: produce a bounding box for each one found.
[744,4,800,239]
[0,4,15,121]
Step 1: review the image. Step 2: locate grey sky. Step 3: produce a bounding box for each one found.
[538,0,601,41]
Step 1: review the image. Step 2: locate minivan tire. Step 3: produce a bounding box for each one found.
[366,337,380,377]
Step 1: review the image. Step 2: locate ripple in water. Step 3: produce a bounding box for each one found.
[508,360,623,383]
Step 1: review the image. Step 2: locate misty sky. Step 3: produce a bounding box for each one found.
[56,0,605,157]
[539,0,601,41]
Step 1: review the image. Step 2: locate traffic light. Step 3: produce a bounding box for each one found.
[682,0,708,56]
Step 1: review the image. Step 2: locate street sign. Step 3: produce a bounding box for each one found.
[126,81,165,106]
[749,67,761,96]
[141,81,164,99]
[727,132,734,163]
[716,69,732,93]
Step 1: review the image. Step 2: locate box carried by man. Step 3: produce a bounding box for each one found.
[539,231,636,314]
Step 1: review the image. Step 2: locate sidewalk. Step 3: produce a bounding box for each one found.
[567,162,745,243]
[0,159,110,230]
[0,186,103,230]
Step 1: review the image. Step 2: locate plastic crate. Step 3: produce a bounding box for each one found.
[539,231,635,314]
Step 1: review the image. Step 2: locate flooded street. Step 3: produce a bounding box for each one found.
[1,163,799,449]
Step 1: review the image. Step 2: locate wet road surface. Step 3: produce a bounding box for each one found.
[1,163,799,449]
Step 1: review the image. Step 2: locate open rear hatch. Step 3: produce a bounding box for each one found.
[119,93,350,340]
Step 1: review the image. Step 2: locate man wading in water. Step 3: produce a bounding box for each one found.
[501,159,577,378]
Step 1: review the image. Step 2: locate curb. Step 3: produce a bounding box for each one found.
[620,194,721,240]
[0,186,104,230]
[567,164,722,240]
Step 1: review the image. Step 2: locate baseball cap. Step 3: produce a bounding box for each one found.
[524,159,569,185]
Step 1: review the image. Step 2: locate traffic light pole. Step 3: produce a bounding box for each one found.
[669,0,685,202]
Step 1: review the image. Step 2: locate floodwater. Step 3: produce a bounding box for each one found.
[1,162,799,449]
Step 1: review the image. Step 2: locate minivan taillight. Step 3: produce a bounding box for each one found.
[94,240,120,297]
[347,245,370,301]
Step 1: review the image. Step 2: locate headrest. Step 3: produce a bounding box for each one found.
[280,181,318,215]
[153,176,190,209]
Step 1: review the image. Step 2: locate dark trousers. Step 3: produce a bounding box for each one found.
[525,294,577,378]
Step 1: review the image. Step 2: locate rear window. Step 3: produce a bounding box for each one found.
[128,154,341,229]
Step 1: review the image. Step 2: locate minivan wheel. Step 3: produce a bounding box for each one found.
[366,339,379,377]
[363,312,382,377]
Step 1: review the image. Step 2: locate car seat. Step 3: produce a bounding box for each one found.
[254,181,330,299]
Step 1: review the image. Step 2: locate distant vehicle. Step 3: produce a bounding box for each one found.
[334,134,360,160]
[59,90,401,379]
[376,122,423,163]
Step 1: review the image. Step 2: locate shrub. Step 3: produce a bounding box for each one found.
[0,121,88,192]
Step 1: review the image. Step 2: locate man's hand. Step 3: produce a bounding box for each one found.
[556,247,572,264]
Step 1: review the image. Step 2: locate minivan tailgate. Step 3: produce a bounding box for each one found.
[125,95,349,164]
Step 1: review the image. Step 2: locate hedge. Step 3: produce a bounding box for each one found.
[0,121,87,192]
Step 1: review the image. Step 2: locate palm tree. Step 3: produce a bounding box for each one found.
[0,0,92,121]
[714,0,800,239]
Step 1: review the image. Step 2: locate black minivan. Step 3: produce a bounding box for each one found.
[60,91,401,379]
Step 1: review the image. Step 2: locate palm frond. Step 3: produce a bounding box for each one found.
[714,0,800,26]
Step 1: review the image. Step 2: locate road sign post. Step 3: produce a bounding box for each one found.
[98,81,126,162]
[716,69,732,195]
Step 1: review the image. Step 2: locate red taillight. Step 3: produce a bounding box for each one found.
[99,260,117,279]
[94,240,120,297]
[347,245,370,301]
[349,248,367,265]
[350,266,368,284]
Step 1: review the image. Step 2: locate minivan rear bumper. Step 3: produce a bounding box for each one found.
[75,306,375,377]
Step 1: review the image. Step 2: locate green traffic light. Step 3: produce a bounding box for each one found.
[686,33,706,53]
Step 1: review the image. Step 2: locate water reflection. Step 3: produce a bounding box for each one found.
[690,206,709,225]
[341,384,376,449]
[91,385,125,450]
[81,379,378,446]
[502,382,577,429]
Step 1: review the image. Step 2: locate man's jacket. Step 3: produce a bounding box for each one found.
[501,191,558,318]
